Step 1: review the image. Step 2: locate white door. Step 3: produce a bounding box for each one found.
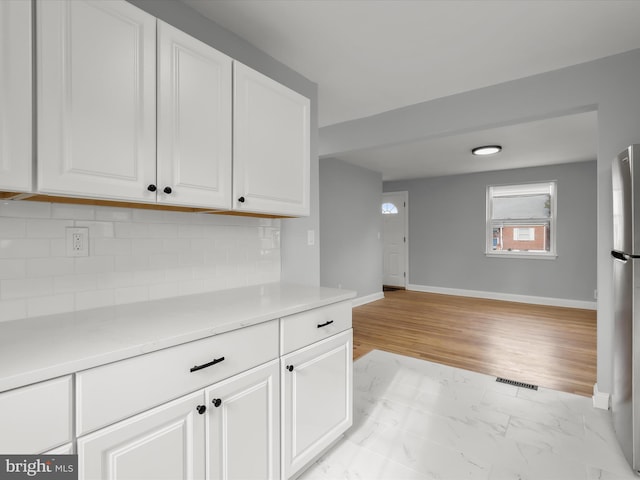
[281,330,353,479]
[233,62,310,217]
[37,0,157,202]
[382,191,408,287]
[205,360,280,480]
[157,21,232,209]
[0,0,32,192]
[77,390,206,480]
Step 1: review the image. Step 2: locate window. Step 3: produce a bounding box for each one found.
[486,181,556,257]
[381,202,399,214]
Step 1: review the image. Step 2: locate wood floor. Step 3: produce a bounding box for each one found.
[352,290,597,397]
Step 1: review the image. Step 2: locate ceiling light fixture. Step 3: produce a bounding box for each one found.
[472,145,502,156]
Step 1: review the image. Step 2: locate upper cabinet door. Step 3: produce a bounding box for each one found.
[37,0,157,202]
[0,1,32,192]
[233,63,310,217]
[157,21,232,209]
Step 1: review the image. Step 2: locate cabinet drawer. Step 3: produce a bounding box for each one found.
[0,376,72,453]
[76,320,278,436]
[280,301,352,354]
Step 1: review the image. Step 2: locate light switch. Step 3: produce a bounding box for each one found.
[307,229,315,246]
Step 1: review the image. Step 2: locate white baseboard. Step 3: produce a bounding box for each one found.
[352,291,384,307]
[593,383,610,410]
[407,284,597,310]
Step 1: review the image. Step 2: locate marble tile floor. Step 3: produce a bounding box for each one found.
[299,349,637,480]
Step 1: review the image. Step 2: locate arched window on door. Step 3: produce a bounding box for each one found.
[381,202,398,215]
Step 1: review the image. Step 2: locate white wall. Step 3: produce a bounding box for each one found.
[319,158,383,301]
[321,47,640,395]
[0,201,280,322]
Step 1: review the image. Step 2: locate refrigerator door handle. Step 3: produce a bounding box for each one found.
[612,250,630,262]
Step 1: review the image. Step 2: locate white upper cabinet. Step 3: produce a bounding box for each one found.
[233,63,310,217]
[157,21,232,209]
[32,0,310,216]
[0,1,32,192]
[37,0,157,202]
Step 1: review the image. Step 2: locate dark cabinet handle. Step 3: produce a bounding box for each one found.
[212,398,222,408]
[147,184,157,192]
[317,320,334,328]
[190,356,225,373]
[196,405,206,414]
[286,365,294,372]
[238,196,245,203]
[163,186,172,194]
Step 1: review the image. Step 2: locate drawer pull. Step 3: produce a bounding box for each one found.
[190,356,225,373]
[317,320,334,328]
[212,398,222,408]
[286,365,294,372]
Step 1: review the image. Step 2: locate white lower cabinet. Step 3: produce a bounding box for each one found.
[0,375,73,454]
[205,360,280,480]
[77,360,280,480]
[281,329,353,479]
[78,390,206,480]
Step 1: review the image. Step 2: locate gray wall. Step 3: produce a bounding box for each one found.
[321,47,640,394]
[385,161,597,302]
[128,0,320,286]
[320,158,383,300]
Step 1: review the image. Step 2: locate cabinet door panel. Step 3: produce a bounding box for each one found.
[205,360,280,480]
[157,21,232,209]
[282,330,353,479]
[77,390,205,480]
[0,0,32,192]
[37,0,156,202]
[233,62,310,216]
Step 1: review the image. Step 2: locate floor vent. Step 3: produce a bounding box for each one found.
[496,377,538,390]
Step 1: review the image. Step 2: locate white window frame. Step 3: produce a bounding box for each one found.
[486,181,557,259]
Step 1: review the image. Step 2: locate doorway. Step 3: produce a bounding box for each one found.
[382,191,408,289]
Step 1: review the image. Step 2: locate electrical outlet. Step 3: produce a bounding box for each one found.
[66,227,89,257]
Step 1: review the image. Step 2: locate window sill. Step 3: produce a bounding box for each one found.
[485,252,557,260]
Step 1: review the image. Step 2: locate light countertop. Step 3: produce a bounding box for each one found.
[0,283,356,392]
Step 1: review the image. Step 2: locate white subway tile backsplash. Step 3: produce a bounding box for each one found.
[75,256,115,275]
[0,239,51,259]
[26,294,75,318]
[1,277,53,300]
[148,282,179,300]
[114,285,149,305]
[0,201,51,219]
[95,206,133,222]
[0,259,26,280]
[27,258,74,278]
[75,221,115,238]
[26,219,74,238]
[0,299,27,322]
[0,217,27,237]
[51,204,95,220]
[75,289,114,311]
[54,273,99,294]
[92,238,132,256]
[0,201,280,321]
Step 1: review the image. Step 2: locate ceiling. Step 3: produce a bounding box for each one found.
[182,0,640,179]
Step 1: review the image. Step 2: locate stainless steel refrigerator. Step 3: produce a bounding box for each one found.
[611,144,640,473]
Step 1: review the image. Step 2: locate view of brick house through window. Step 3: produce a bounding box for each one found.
[487,181,556,256]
